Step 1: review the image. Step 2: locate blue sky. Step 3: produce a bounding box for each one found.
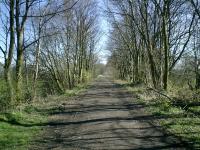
[96,0,110,64]
[0,3,8,63]
[0,0,110,64]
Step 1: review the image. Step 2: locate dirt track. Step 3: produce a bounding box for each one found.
[31,77,189,150]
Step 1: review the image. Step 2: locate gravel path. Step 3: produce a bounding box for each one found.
[31,77,189,150]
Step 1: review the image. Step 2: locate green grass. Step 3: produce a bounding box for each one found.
[0,122,40,150]
[0,108,46,150]
[0,82,88,150]
[188,106,200,114]
[0,110,48,125]
[116,80,200,149]
[162,117,200,148]
[0,102,50,149]
[64,83,87,97]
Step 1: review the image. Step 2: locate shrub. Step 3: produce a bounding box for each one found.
[0,80,11,111]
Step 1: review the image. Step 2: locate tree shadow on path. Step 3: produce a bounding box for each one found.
[30,79,192,150]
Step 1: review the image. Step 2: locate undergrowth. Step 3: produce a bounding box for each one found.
[0,83,88,150]
[115,80,200,149]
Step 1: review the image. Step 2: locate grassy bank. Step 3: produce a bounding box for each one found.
[116,80,200,149]
[0,83,88,150]
[0,111,45,150]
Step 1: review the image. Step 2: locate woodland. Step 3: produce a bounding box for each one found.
[0,0,200,149]
[0,0,100,108]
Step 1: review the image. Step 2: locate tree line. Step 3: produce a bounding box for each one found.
[0,0,99,109]
[106,0,200,91]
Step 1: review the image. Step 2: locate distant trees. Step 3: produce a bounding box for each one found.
[38,0,98,94]
[189,0,200,90]
[107,0,199,90]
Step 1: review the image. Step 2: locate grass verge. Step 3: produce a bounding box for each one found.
[0,109,47,150]
[0,83,88,150]
[115,80,200,149]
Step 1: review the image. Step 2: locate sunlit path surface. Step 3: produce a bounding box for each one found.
[30,77,189,150]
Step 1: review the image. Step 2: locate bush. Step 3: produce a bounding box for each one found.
[0,80,11,111]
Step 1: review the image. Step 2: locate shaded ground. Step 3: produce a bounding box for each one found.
[30,77,190,150]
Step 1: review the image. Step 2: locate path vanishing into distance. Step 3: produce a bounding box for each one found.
[31,76,189,150]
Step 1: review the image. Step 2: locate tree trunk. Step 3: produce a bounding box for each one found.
[67,57,72,89]
[162,0,169,90]
[15,32,24,101]
[15,0,29,101]
[4,0,15,104]
[195,51,200,89]
[32,39,41,100]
